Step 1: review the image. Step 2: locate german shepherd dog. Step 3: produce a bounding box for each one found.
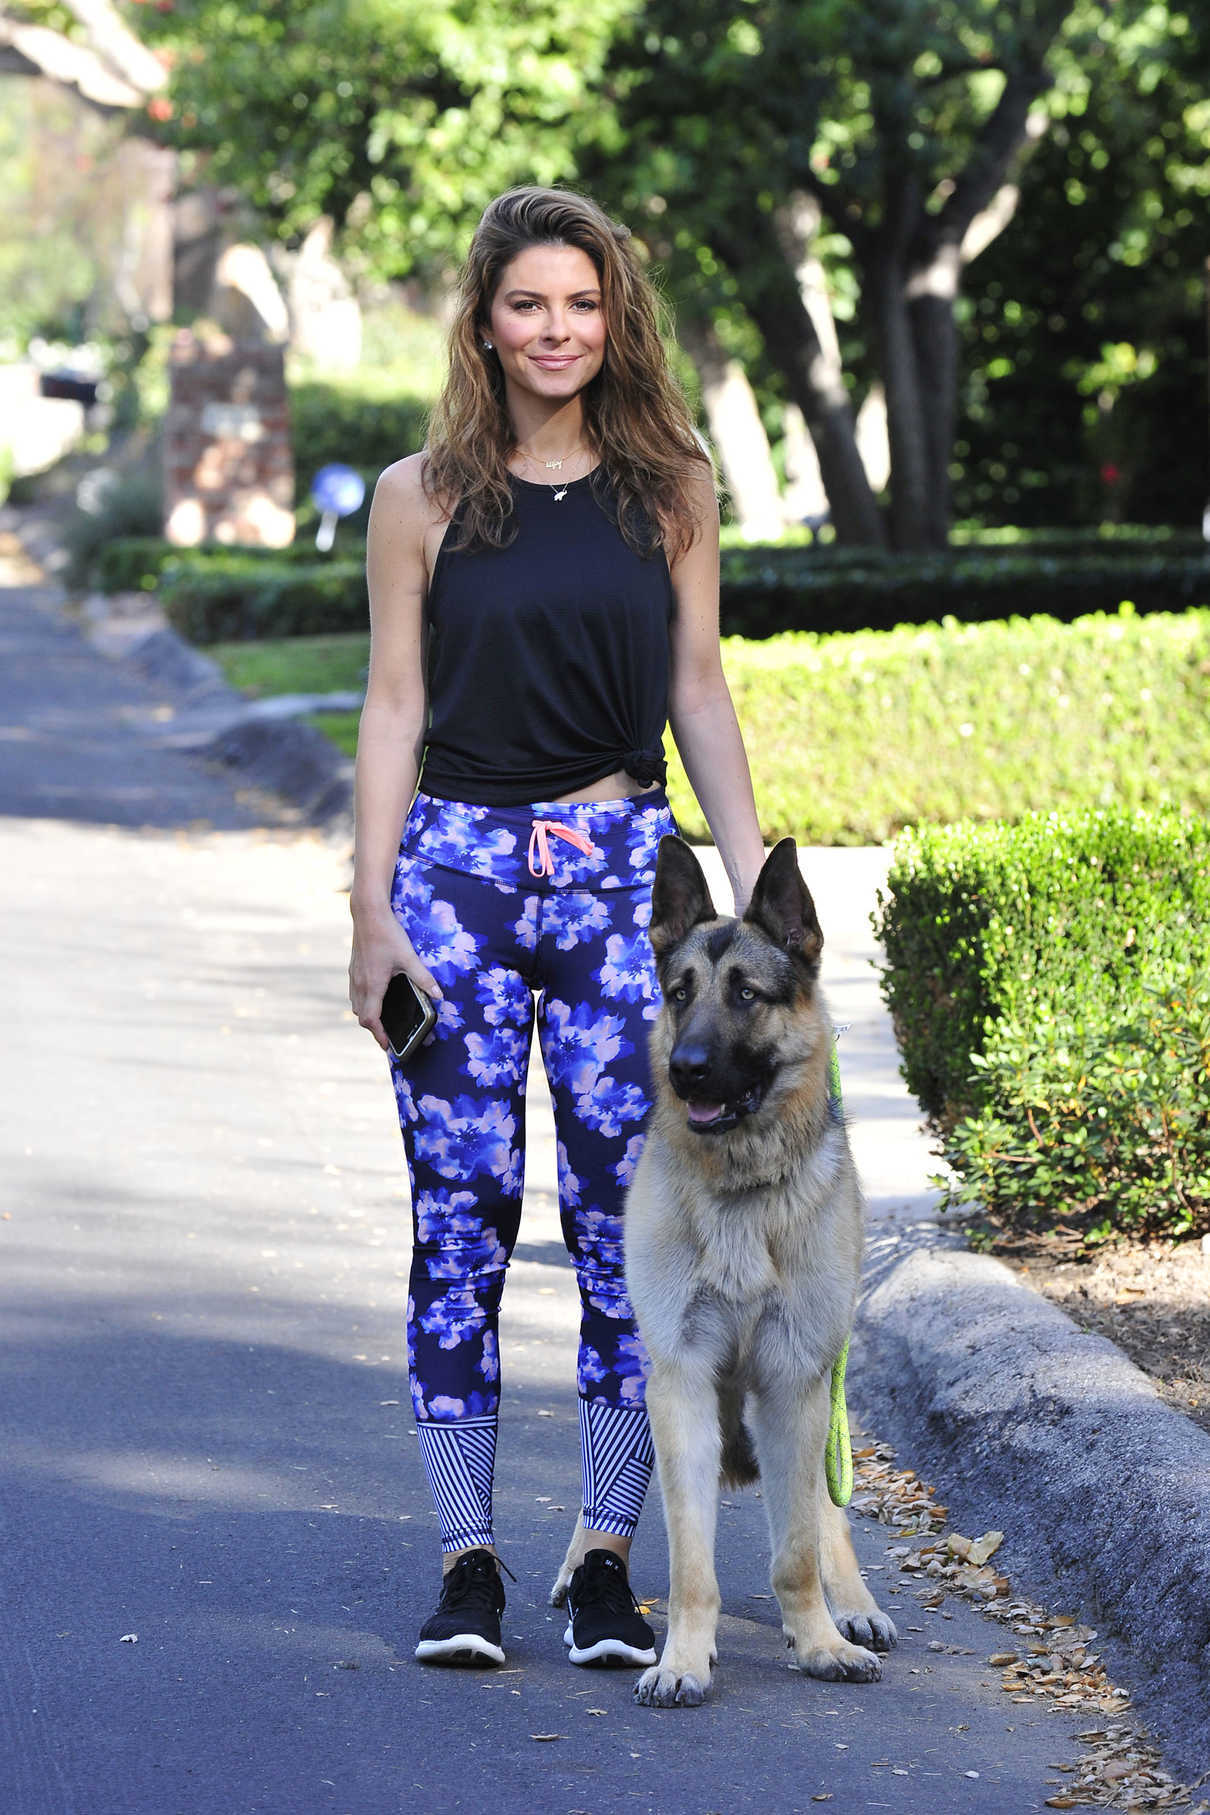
[621,835,895,1706]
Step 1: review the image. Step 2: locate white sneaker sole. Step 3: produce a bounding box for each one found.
[415,1632,505,1667]
[563,1622,657,1667]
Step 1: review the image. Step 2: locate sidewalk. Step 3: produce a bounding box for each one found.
[2,545,1207,1804]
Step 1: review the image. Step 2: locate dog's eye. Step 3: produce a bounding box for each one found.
[670,984,689,1003]
[738,985,756,1002]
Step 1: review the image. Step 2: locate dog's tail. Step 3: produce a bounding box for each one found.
[719,1416,759,1489]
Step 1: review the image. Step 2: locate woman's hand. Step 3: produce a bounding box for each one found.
[349,904,442,1053]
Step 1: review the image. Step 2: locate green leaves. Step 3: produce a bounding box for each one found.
[878,807,1210,1242]
[130,0,630,277]
[665,601,1210,849]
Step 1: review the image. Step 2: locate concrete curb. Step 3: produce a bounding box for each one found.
[849,1222,1210,1782]
[91,607,356,830]
[0,506,357,831]
[205,713,353,826]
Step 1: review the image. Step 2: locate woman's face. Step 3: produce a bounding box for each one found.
[486,243,606,411]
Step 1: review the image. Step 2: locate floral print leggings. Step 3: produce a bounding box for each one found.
[389,789,677,1554]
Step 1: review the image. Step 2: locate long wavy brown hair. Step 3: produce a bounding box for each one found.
[423,186,711,559]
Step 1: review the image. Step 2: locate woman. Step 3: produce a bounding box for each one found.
[348,185,765,1669]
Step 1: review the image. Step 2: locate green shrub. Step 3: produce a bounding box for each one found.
[873,808,1210,1121]
[93,534,368,595]
[715,545,1210,638]
[949,523,1204,554]
[93,536,176,593]
[59,465,163,588]
[160,557,366,643]
[874,809,1210,1241]
[93,520,1206,641]
[288,376,429,536]
[191,605,1210,851]
[667,606,1210,845]
[943,971,1210,1241]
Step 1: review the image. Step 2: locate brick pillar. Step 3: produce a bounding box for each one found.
[163,330,294,547]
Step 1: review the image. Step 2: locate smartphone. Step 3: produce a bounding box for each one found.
[380,972,437,1062]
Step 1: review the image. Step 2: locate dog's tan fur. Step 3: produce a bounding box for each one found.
[584,835,896,1706]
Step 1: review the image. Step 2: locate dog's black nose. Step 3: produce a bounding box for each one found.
[669,1043,712,1096]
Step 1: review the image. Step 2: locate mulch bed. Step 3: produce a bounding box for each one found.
[987,1232,1210,1438]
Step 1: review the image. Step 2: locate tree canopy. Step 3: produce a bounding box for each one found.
[122,0,627,278]
[3,0,1205,540]
[576,0,1205,544]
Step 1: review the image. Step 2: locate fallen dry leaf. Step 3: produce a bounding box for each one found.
[851,1431,1201,1813]
[968,1531,1005,1566]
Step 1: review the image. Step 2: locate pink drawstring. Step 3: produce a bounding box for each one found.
[527,819,598,878]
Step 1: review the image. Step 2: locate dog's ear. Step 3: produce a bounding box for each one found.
[649,835,717,956]
[743,838,823,971]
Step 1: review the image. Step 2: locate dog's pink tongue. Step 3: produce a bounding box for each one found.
[687,1101,726,1126]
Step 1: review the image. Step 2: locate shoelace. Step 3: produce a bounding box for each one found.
[575,1556,640,1616]
[439,1551,514,1612]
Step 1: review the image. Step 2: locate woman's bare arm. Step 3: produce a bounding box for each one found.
[667,472,766,913]
[348,455,445,1048]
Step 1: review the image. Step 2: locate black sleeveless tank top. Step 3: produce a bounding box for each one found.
[419,470,674,806]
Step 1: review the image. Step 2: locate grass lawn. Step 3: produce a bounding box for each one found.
[307,710,360,756]
[209,632,369,697]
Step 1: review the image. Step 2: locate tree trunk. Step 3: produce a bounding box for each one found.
[781,403,829,524]
[707,212,885,547]
[677,313,786,538]
[867,249,936,552]
[906,240,962,550]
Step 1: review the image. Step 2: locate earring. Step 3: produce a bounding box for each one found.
[482,339,494,351]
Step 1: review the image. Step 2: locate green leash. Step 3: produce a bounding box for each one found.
[826,1337,853,1506]
[825,1039,853,1508]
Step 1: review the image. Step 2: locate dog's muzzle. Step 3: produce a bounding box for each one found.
[682,1084,765,1135]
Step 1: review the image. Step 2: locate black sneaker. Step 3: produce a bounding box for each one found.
[414,1548,506,1666]
[563,1549,657,1667]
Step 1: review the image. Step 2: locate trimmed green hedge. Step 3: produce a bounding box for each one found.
[666,605,1210,845]
[92,526,1209,643]
[714,546,1210,638]
[873,810,1210,1240]
[160,557,366,643]
[141,546,1210,643]
[288,379,429,538]
[91,535,350,596]
[204,606,1210,846]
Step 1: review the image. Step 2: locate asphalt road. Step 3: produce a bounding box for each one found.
[0,573,1128,1813]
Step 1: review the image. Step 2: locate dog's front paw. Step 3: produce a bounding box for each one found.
[549,1572,570,1609]
[833,1609,898,1652]
[634,1663,711,1708]
[789,1637,882,1683]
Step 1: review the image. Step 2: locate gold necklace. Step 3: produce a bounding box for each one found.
[516,443,585,502]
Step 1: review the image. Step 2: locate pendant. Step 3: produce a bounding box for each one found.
[553,485,568,502]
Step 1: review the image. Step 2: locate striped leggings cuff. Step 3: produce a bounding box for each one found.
[579,1398,654,1538]
[415,1414,498,1555]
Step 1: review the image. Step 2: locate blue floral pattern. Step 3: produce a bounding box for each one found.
[391,790,675,1425]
